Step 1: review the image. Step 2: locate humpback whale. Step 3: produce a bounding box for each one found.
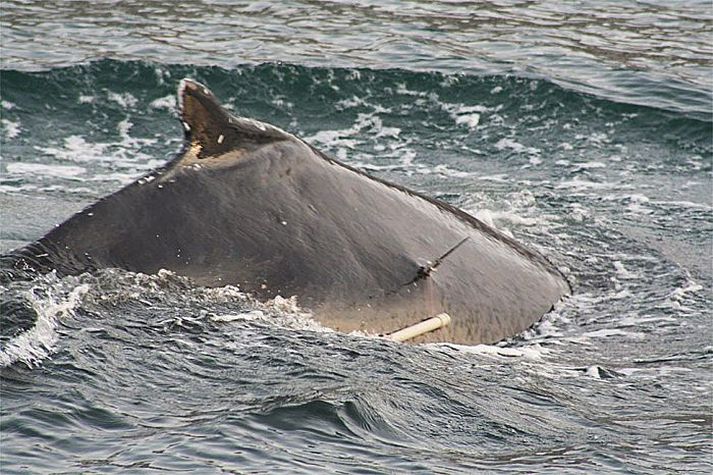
[3,79,569,344]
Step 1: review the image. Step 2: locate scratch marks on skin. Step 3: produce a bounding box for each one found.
[137,175,156,185]
[242,118,267,132]
[158,136,242,183]
[252,120,267,132]
[190,141,203,157]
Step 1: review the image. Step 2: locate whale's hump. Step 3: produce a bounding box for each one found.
[178,79,291,160]
[1,78,571,346]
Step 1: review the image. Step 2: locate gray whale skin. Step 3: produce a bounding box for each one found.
[4,79,570,344]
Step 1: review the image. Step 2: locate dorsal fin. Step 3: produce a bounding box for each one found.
[177,79,289,160]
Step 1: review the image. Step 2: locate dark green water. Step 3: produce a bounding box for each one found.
[1,1,712,473]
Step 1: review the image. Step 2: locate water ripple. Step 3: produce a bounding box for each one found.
[3,0,712,116]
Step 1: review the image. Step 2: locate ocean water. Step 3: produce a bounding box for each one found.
[1,1,711,473]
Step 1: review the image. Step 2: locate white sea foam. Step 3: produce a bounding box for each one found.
[6,162,87,179]
[1,119,21,139]
[0,183,40,193]
[495,138,542,161]
[150,95,177,110]
[624,194,650,203]
[436,342,550,361]
[107,91,138,109]
[211,311,265,323]
[208,294,330,334]
[334,95,390,113]
[118,119,133,140]
[656,200,712,211]
[335,96,364,110]
[431,164,472,178]
[375,126,401,139]
[571,161,606,171]
[474,209,537,230]
[584,366,602,378]
[566,202,590,222]
[667,279,703,305]
[304,112,409,171]
[304,112,377,148]
[613,260,640,280]
[587,132,610,145]
[516,297,573,343]
[495,138,526,152]
[36,135,109,163]
[306,130,359,150]
[477,174,509,182]
[395,83,430,97]
[33,127,160,184]
[578,328,645,340]
[617,315,677,327]
[463,190,546,233]
[555,178,618,191]
[0,282,89,368]
[455,113,480,129]
[271,96,294,110]
[441,103,489,130]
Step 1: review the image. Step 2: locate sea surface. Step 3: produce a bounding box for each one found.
[1,1,712,473]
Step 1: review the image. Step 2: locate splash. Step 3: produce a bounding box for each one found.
[0,279,89,368]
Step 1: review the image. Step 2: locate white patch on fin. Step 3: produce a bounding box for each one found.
[243,118,267,131]
[175,78,309,154]
[177,79,189,111]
